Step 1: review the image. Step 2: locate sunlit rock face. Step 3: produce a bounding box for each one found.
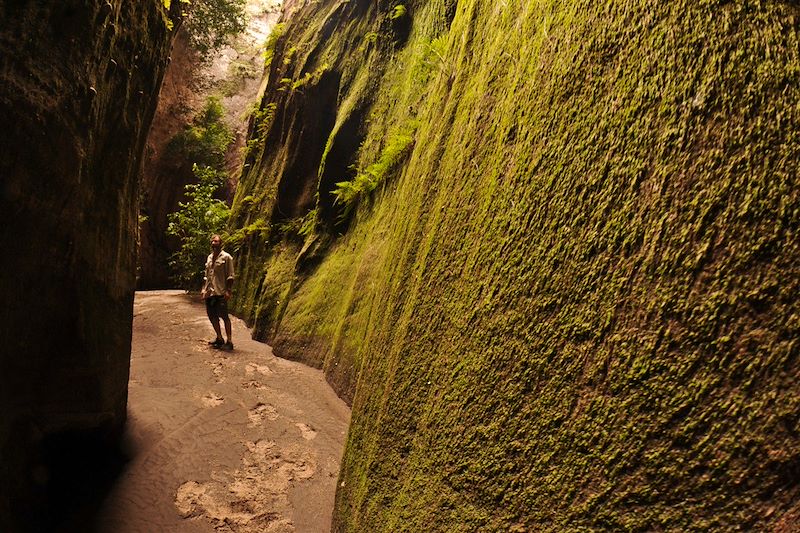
[0,1,175,528]
[137,32,201,290]
[230,0,800,530]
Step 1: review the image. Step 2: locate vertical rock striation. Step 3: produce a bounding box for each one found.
[231,0,799,530]
[0,0,175,528]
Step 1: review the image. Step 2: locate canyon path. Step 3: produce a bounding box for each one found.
[93,290,351,532]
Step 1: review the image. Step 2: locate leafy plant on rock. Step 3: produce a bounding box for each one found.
[333,121,418,218]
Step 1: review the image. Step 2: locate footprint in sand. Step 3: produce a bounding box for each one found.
[175,481,209,518]
[295,423,317,441]
[245,362,273,376]
[206,358,234,383]
[175,441,308,530]
[242,380,268,391]
[248,403,279,426]
[201,393,224,407]
[210,362,224,379]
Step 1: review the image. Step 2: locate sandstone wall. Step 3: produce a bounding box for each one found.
[138,33,201,289]
[230,0,799,529]
[0,1,175,528]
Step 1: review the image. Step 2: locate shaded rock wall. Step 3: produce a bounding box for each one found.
[230,0,800,530]
[138,32,202,289]
[0,0,175,528]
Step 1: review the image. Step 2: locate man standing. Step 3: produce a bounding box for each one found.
[202,234,235,350]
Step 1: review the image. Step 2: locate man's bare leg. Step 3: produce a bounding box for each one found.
[211,319,223,342]
[223,317,232,346]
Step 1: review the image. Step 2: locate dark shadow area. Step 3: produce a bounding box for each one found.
[316,103,370,234]
[270,69,342,226]
[22,428,133,533]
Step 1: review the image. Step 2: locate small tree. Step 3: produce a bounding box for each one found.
[166,165,231,289]
[168,96,233,168]
[183,0,248,59]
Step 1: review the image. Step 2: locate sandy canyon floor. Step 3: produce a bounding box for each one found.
[93,291,350,532]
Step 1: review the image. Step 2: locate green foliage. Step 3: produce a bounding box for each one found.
[420,35,451,80]
[299,208,319,238]
[182,0,247,58]
[160,0,188,30]
[276,208,319,239]
[219,59,259,96]
[243,102,278,158]
[277,77,293,92]
[292,65,330,91]
[161,0,190,10]
[165,96,234,288]
[390,5,407,20]
[227,216,271,251]
[332,122,418,217]
[283,46,298,66]
[292,72,314,90]
[254,102,278,136]
[166,165,231,289]
[168,96,233,168]
[244,137,262,159]
[263,23,287,66]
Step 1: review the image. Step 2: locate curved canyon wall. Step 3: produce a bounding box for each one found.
[0,1,175,528]
[231,0,799,530]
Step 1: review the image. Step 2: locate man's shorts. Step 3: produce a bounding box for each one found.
[205,295,229,321]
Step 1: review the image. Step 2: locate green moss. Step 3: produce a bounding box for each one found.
[291,64,331,91]
[229,0,800,530]
[332,120,418,217]
[262,22,287,66]
[391,5,407,20]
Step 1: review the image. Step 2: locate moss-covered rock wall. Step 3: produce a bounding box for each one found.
[0,1,175,528]
[231,0,800,529]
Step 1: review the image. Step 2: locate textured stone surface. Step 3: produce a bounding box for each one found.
[138,1,282,289]
[0,1,175,528]
[229,0,800,530]
[138,33,202,289]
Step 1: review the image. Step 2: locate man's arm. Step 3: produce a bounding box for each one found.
[224,256,235,299]
[201,254,212,299]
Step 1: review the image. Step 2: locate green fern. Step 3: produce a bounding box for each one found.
[332,121,418,216]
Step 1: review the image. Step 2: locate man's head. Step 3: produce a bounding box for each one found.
[211,234,222,252]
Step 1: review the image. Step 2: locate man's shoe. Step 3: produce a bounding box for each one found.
[223,341,234,351]
[208,338,224,347]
